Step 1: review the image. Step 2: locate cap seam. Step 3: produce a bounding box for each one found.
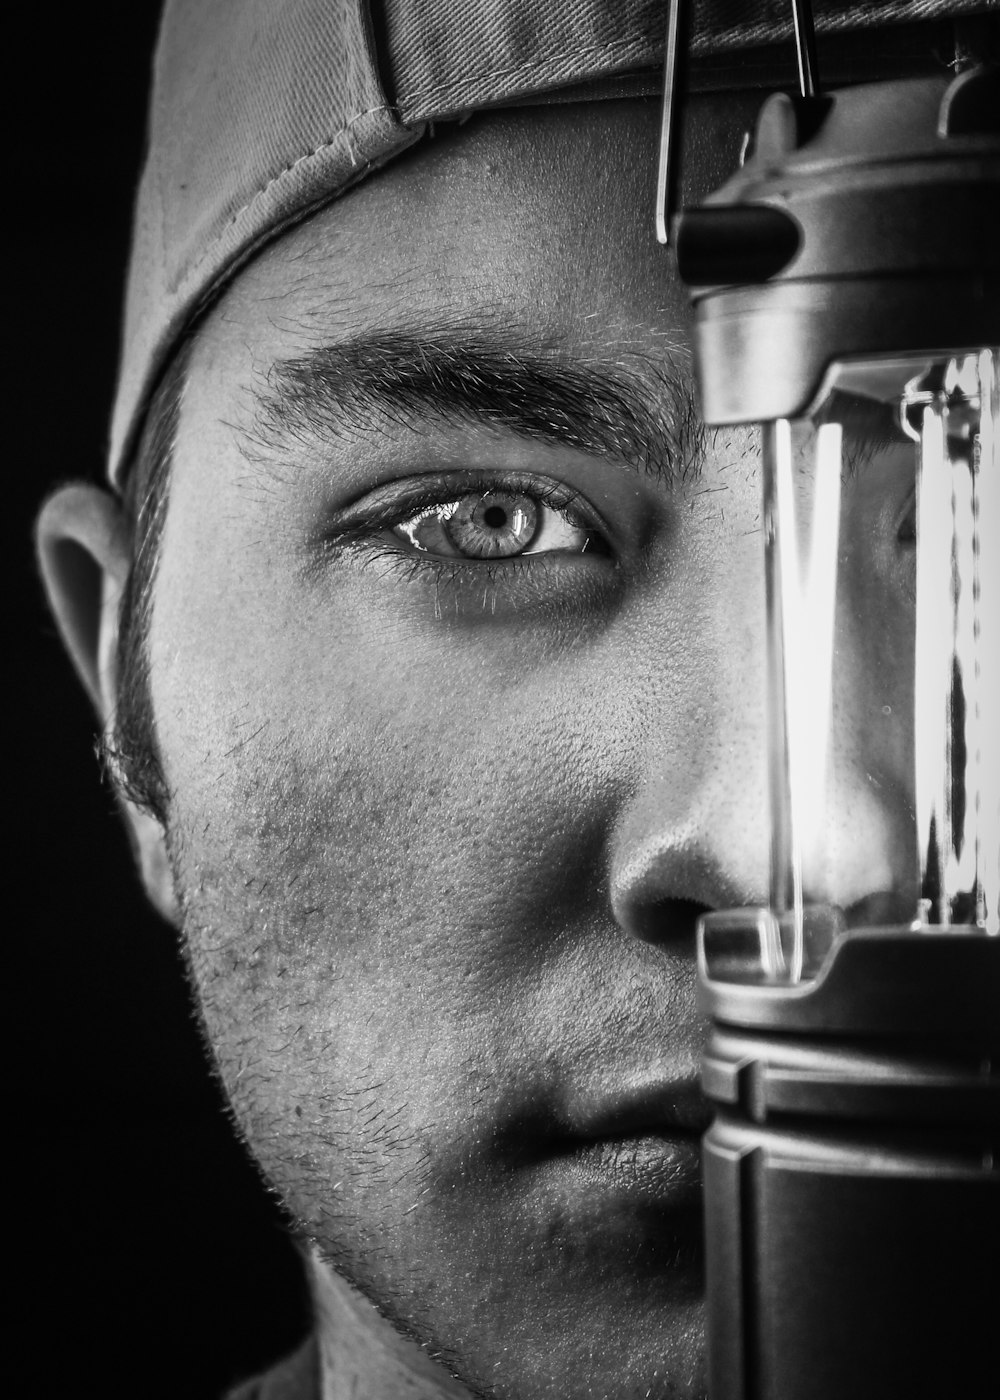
[115,119,423,484]
[394,0,986,108]
[197,102,394,267]
[396,34,652,107]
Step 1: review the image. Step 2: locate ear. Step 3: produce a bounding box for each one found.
[36,483,178,924]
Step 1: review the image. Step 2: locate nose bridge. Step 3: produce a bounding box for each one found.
[608,531,773,929]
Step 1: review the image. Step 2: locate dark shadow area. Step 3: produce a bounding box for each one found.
[17,7,310,1395]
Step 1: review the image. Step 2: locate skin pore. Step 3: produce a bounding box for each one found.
[40,97,916,1400]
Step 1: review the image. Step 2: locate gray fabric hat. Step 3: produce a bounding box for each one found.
[110,0,991,485]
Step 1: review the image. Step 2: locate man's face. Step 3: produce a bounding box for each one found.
[146,97,884,1399]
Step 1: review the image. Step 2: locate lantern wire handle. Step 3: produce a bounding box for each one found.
[655,0,688,245]
[791,0,821,98]
[655,0,823,244]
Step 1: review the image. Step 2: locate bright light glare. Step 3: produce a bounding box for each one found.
[775,418,843,972]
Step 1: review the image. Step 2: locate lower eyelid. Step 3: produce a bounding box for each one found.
[367,545,608,597]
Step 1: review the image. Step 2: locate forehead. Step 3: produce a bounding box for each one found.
[191,95,759,376]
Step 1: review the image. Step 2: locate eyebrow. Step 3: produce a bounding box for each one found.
[242,325,706,487]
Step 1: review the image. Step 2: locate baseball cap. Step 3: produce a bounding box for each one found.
[109,0,992,485]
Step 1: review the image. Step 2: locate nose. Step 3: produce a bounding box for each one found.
[607,550,906,950]
[607,700,770,945]
[608,736,904,947]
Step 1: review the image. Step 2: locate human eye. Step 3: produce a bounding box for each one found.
[392,482,610,562]
[319,471,614,581]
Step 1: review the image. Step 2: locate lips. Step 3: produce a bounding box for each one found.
[560,1076,713,1144]
[570,1131,703,1198]
[483,1074,710,1276]
[543,1076,711,1210]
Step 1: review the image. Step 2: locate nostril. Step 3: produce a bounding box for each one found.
[617,897,712,948]
[607,768,771,947]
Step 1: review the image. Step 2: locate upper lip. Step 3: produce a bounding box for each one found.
[560,1076,712,1143]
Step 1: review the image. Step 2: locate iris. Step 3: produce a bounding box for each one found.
[394,488,596,561]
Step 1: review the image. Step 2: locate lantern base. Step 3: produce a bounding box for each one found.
[698,927,1000,1400]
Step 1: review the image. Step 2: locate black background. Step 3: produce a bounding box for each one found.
[18,6,997,1398]
[18,7,308,1396]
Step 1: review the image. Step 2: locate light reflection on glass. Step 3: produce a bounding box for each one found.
[772,419,842,979]
[761,349,998,985]
[910,350,997,933]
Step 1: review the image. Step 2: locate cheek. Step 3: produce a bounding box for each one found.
[156,646,633,1249]
[153,555,620,1108]
[162,619,615,970]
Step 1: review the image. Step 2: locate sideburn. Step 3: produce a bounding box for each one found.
[102,338,194,826]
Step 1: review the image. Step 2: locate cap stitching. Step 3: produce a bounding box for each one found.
[396,35,651,106]
[202,102,393,258]
[114,116,423,483]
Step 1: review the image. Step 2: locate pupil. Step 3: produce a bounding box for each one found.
[482,504,508,529]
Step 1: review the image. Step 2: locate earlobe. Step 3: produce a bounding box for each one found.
[36,482,180,926]
[125,807,180,926]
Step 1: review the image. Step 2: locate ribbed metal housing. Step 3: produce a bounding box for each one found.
[678,68,1000,423]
